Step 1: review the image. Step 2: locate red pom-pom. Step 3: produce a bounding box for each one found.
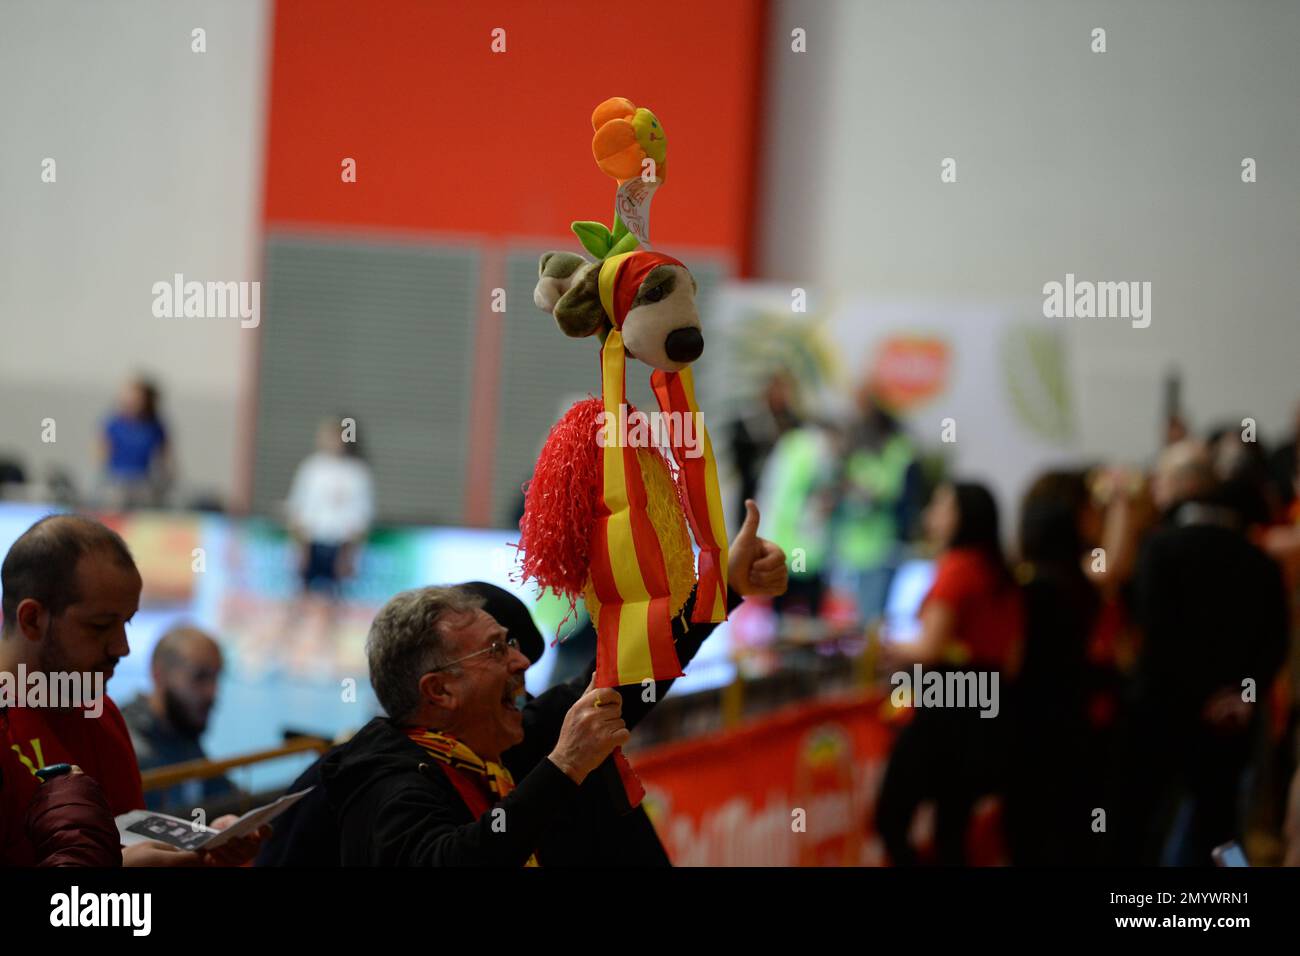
[516,398,604,608]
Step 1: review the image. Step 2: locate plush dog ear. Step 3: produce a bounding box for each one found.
[533,252,588,314]
[552,260,608,338]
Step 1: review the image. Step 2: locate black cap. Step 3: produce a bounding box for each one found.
[460,582,545,665]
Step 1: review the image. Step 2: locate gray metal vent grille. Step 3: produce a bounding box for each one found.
[253,235,478,525]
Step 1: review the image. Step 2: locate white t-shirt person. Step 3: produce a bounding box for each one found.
[287,452,375,546]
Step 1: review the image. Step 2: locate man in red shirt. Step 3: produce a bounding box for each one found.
[1,514,264,866]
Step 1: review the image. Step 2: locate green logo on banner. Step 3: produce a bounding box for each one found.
[1001,323,1074,443]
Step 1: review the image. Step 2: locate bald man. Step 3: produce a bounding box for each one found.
[121,625,237,813]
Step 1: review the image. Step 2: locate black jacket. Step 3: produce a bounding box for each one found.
[258,586,737,866]
[1131,516,1289,729]
[327,716,576,866]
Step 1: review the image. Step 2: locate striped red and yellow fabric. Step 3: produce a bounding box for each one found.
[590,327,683,687]
[588,250,729,687]
[651,366,729,623]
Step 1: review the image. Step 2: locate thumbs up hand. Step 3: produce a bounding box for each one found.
[727,499,789,597]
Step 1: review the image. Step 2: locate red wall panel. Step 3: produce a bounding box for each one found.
[263,0,766,270]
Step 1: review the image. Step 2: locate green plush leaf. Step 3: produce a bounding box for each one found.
[571,221,612,259]
[608,231,640,257]
[611,213,629,243]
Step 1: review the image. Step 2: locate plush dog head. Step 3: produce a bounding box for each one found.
[533,250,703,372]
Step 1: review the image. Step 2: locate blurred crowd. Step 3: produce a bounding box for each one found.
[733,371,1300,866]
[5,365,1300,866]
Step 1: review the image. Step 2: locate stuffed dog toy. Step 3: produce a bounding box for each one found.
[517,99,729,690]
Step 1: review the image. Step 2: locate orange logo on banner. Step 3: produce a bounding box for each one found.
[870,336,951,410]
[97,513,201,604]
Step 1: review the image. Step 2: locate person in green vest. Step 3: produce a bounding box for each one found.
[830,380,920,624]
[755,420,838,616]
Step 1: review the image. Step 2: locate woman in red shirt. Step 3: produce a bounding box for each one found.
[876,481,1023,865]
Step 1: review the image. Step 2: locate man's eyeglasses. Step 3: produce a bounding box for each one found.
[428,634,520,673]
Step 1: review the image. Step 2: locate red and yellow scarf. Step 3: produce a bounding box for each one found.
[405,728,539,867]
[589,250,729,688]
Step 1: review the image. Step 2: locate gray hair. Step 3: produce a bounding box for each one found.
[365,586,483,721]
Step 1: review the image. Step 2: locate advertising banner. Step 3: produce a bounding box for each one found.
[635,692,897,866]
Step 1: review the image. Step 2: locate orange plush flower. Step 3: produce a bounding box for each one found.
[591,96,668,183]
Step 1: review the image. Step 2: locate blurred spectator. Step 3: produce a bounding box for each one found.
[122,625,237,815]
[45,467,80,508]
[1285,761,1300,867]
[875,482,1022,865]
[1164,414,1190,447]
[1118,440,1290,864]
[1005,470,1124,865]
[729,371,802,530]
[755,419,837,616]
[1083,466,1154,599]
[1259,452,1300,589]
[1267,402,1300,512]
[830,380,920,624]
[1208,421,1279,530]
[286,418,375,597]
[1149,439,1213,515]
[99,376,171,509]
[0,454,25,498]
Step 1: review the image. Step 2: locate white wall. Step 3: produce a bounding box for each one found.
[0,0,270,506]
[758,0,1300,472]
[4,0,1296,513]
